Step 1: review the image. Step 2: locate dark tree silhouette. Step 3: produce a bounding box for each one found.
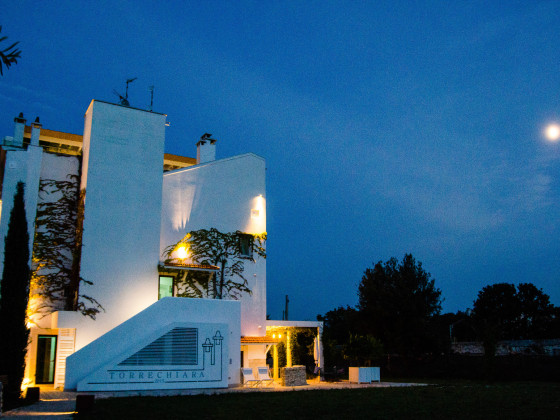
[0,26,21,75]
[0,182,30,408]
[318,306,361,344]
[472,282,556,357]
[358,254,442,355]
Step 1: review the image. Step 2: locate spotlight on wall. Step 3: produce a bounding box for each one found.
[176,244,188,260]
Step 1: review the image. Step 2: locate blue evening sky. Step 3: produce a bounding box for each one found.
[1,1,559,320]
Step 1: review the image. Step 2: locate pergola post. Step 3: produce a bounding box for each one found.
[273,344,279,379]
[317,325,324,380]
[286,331,292,367]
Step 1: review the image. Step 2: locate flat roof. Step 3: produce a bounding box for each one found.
[21,125,196,169]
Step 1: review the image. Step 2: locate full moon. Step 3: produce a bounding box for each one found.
[545,124,560,141]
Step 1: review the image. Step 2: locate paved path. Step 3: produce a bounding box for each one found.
[1,381,426,418]
[1,389,76,419]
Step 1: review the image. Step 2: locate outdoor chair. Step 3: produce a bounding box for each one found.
[241,368,260,387]
[256,366,274,387]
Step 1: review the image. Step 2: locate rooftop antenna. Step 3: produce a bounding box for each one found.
[113,77,137,107]
[148,85,154,111]
[112,89,129,106]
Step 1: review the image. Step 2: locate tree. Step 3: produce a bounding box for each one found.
[472,282,556,352]
[0,182,30,408]
[358,254,442,355]
[31,179,102,319]
[318,306,361,344]
[317,306,362,367]
[516,283,555,339]
[162,228,266,299]
[0,26,21,76]
[342,334,384,366]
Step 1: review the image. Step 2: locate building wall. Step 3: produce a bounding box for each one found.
[160,154,267,337]
[63,297,241,389]
[28,153,81,325]
[78,100,167,343]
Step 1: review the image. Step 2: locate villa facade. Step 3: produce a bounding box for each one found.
[0,100,322,391]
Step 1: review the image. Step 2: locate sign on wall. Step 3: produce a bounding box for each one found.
[77,322,228,391]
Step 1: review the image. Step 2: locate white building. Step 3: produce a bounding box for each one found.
[0,100,322,391]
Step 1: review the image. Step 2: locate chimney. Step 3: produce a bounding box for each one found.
[13,112,26,147]
[31,116,42,146]
[196,133,216,164]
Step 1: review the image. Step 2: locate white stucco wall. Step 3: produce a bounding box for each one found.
[78,100,167,343]
[29,153,81,326]
[63,297,241,390]
[160,154,267,337]
[40,150,80,183]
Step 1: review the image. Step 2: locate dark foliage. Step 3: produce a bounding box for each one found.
[381,354,560,382]
[317,306,362,366]
[472,283,557,358]
[317,306,361,343]
[0,183,30,408]
[342,334,384,366]
[357,254,442,355]
[0,26,21,76]
[162,228,266,300]
[32,179,102,319]
[290,328,316,367]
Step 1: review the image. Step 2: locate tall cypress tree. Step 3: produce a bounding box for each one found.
[0,182,30,408]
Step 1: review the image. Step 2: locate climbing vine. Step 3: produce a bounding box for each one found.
[162,228,266,300]
[30,175,102,320]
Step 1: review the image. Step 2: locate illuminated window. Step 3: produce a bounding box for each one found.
[158,276,174,299]
[239,234,253,257]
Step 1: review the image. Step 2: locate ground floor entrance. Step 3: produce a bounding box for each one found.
[35,335,57,384]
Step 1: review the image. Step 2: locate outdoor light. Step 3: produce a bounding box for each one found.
[176,244,188,260]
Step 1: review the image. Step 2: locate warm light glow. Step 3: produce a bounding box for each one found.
[176,244,188,260]
[278,333,282,339]
[545,124,560,141]
[21,377,32,391]
[245,194,266,233]
[26,292,42,327]
[272,333,276,338]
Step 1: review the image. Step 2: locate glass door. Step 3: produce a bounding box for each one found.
[36,335,57,384]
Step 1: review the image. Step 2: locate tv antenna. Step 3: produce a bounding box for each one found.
[148,85,154,111]
[113,77,137,106]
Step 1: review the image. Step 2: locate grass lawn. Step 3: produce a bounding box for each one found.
[75,382,560,419]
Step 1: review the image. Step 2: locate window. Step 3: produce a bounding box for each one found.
[158,276,174,299]
[239,234,253,258]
